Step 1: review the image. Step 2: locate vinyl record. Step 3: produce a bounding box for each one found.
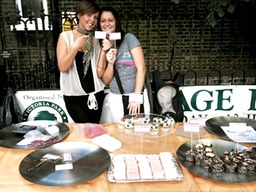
[0,120,70,149]
[205,116,256,143]
[19,141,111,186]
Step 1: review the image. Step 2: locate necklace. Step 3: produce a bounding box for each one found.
[76,25,90,35]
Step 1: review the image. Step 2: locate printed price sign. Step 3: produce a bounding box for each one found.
[228,122,247,133]
[55,163,73,171]
[43,153,61,160]
[221,125,256,143]
[183,123,200,133]
[95,31,106,39]
[134,124,151,133]
[189,118,205,127]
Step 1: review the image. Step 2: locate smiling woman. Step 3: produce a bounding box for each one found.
[56,0,106,124]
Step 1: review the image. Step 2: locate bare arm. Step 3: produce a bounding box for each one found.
[96,50,107,78]
[127,45,146,115]
[56,33,87,72]
[131,45,146,94]
[101,45,146,87]
[96,39,113,78]
[101,48,117,84]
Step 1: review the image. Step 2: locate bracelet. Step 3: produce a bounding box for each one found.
[129,93,143,104]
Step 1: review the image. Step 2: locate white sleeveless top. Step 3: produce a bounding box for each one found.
[59,30,105,96]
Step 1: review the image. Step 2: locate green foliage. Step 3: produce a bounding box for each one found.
[203,0,236,27]
[172,0,250,27]
[171,0,181,4]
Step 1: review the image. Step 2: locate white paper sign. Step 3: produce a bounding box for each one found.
[63,153,73,161]
[55,163,73,171]
[43,153,61,160]
[95,31,106,39]
[183,123,200,133]
[189,118,206,127]
[228,122,247,133]
[134,124,151,133]
[109,32,121,40]
[221,125,256,142]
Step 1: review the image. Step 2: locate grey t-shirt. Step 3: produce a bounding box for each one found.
[109,33,141,94]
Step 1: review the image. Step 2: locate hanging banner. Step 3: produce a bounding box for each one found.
[15,85,256,123]
[180,85,256,121]
[15,90,72,123]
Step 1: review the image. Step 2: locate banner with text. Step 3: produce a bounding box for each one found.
[15,90,73,123]
[15,85,256,123]
[180,85,256,121]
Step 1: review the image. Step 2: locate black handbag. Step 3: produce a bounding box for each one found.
[0,88,23,127]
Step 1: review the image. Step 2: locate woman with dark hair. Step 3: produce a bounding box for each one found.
[56,0,105,123]
[97,7,150,124]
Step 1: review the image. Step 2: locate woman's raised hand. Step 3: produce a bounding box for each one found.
[102,39,112,52]
[106,48,117,65]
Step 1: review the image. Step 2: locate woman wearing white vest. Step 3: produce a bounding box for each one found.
[56,0,105,123]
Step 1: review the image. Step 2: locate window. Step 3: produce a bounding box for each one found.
[62,12,77,31]
[12,0,50,31]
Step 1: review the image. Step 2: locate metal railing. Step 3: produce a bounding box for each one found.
[1,3,255,94]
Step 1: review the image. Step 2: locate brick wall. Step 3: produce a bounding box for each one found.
[0,0,255,85]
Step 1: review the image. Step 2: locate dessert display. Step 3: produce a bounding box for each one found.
[118,113,176,137]
[177,139,256,183]
[108,152,183,182]
[185,141,256,177]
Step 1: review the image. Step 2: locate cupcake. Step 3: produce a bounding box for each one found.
[166,117,175,127]
[160,121,171,132]
[185,149,196,162]
[143,117,150,124]
[224,162,237,173]
[131,116,141,124]
[150,123,159,135]
[117,117,127,129]
[202,142,212,148]
[160,117,174,132]
[125,122,134,134]
[153,117,163,124]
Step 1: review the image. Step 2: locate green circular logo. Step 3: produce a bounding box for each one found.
[22,101,68,123]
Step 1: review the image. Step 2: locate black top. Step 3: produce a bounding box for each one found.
[75,51,95,93]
